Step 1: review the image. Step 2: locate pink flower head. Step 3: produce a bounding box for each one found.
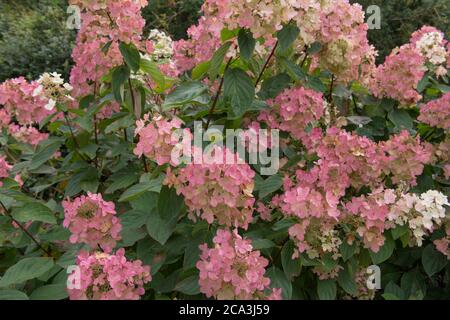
[370,44,426,105]
[68,249,151,300]
[0,77,52,125]
[418,93,450,130]
[196,229,281,300]
[63,193,122,252]
[165,146,255,229]
[134,113,191,166]
[380,130,433,186]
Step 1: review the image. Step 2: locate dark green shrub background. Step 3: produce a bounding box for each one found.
[0,0,448,80]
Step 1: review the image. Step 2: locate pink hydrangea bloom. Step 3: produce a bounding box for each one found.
[8,124,49,147]
[62,193,122,252]
[380,130,433,186]
[344,189,394,252]
[370,44,426,105]
[69,0,147,114]
[134,114,191,166]
[68,249,151,300]
[274,87,325,140]
[418,93,450,130]
[196,229,281,300]
[0,77,52,125]
[315,0,377,83]
[165,146,255,229]
[0,156,12,187]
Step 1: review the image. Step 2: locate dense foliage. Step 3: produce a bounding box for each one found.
[0,0,449,301]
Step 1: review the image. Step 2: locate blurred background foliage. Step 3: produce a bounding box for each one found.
[0,0,448,82]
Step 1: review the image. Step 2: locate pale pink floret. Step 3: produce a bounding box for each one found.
[63,193,122,252]
[68,249,151,300]
[196,229,281,300]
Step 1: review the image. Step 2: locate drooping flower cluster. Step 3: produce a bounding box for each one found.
[196,229,281,300]
[165,146,255,229]
[370,44,426,106]
[134,114,191,166]
[34,72,74,111]
[410,26,449,77]
[0,156,12,187]
[67,249,151,300]
[418,92,450,130]
[69,0,148,99]
[0,77,52,125]
[62,193,122,252]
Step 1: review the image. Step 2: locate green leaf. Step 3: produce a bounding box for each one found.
[119,42,141,72]
[307,42,323,54]
[163,81,209,110]
[30,284,68,300]
[305,75,325,93]
[280,58,307,81]
[146,207,178,245]
[29,140,61,171]
[238,29,256,60]
[337,264,358,296]
[105,169,139,194]
[0,258,54,287]
[391,225,408,240]
[317,279,337,300]
[209,42,232,80]
[223,67,255,117]
[388,109,413,132]
[119,178,163,202]
[383,281,405,300]
[140,59,165,89]
[276,23,300,52]
[281,241,302,280]
[257,174,283,199]
[120,210,148,230]
[12,202,56,224]
[267,267,292,300]
[340,241,357,262]
[370,234,395,264]
[258,73,291,100]
[112,65,130,103]
[158,186,184,219]
[175,276,200,295]
[421,244,447,277]
[251,238,275,250]
[192,61,211,80]
[0,289,29,300]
